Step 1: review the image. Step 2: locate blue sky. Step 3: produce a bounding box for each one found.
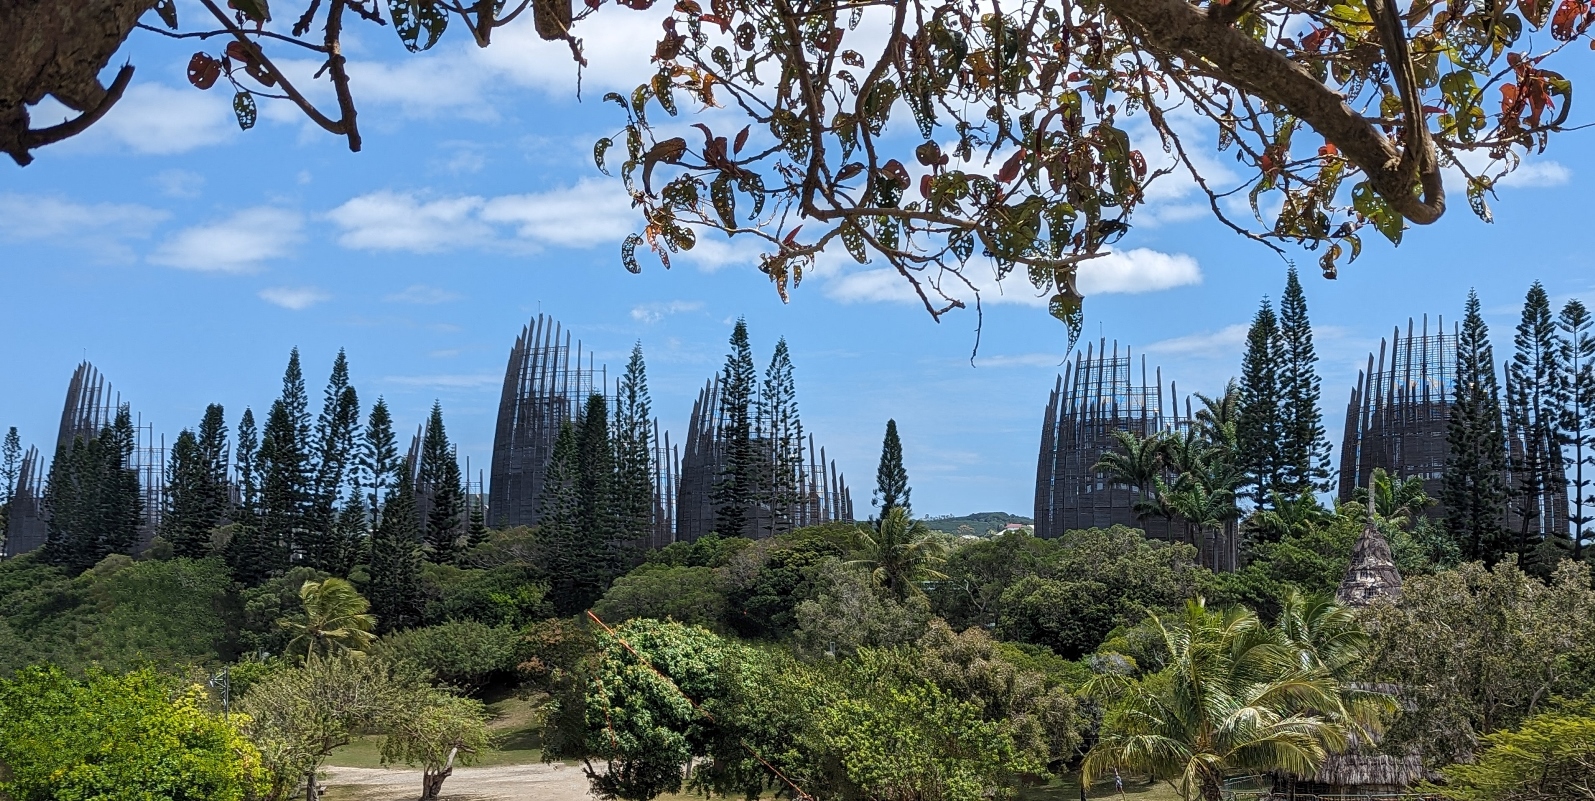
[3,7,1594,517]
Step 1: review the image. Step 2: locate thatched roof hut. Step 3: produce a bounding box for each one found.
[1335,510,1402,608]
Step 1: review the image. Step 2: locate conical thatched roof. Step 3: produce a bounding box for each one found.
[1306,754,1431,786]
[1335,511,1402,608]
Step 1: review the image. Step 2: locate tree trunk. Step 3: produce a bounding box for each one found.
[1,0,152,165]
[305,770,318,801]
[420,747,459,801]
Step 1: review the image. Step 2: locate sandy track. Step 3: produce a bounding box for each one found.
[321,763,595,801]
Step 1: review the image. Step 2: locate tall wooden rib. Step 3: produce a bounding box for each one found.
[1033,339,1184,545]
[1337,316,1475,522]
[674,376,855,541]
[486,315,607,528]
[2,446,46,558]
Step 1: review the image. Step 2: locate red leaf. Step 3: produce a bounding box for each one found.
[187,53,221,90]
[996,148,1026,183]
[919,173,933,199]
[700,13,731,31]
[733,125,750,155]
[783,225,803,245]
[674,0,701,13]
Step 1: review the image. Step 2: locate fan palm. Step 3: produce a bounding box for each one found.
[1083,599,1359,801]
[845,506,947,599]
[280,577,378,660]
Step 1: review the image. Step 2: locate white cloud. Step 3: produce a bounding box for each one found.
[94,83,236,154]
[479,179,634,248]
[385,284,463,304]
[327,192,489,253]
[1144,324,1250,357]
[383,373,501,389]
[259,286,331,310]
[824,248,1199,308]
[631,300,705,323]
[1075,249,1202,295]
[153,169,205,198]
[150,207,302,273]
[1497,160,1570,188]
[0,193,167,261]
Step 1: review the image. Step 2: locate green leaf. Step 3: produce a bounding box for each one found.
[1049,292,1084,351]
[232,91,257,130]
[594,138,613,175]
[841,221,868,263]
[621,233,644,273]
[1350,182,1404,245]
[232,0,271,22]
[388,0,448,53]
[710,174,736,229]
[1467,176,1494,223]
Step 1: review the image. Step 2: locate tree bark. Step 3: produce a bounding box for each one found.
[1099,0,1445,224]
[1,0,155,165]
[420,747,459,801]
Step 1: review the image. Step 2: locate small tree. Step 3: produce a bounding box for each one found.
[1425,701,1595,801]
[382,690,494,801]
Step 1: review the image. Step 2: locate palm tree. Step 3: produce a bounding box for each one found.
[845,505,947,598]
[1246,490,1332,546]
[1193,381,1241,453]
[1083,599,1362,801]
[1093,428,1167,497]
[280,576,378,660]
[1351,467,1435,528]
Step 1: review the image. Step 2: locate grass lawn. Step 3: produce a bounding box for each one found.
[1021,772,1188,801]
[325,691,554,769]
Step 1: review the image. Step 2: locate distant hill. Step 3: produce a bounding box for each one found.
[920,511,1034,536]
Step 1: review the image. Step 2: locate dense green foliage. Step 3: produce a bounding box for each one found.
[1426,701,1595,801]
[0,666,265,801]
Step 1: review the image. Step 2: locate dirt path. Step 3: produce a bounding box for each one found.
[321,763,595,801]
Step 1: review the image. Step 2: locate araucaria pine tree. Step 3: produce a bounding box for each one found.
[714,318,759,538]
[418,402,464,563]
[1236,299,1284,506]
[162,405,231,560]
[760,338,805,537]
[235,408,260,516]
[255,349,314,576]
[1505,282,1569,559]
[874,419,910,521]
[1443,290,1512,565]
[368,458,424,634]
[307,350,362,572]
[1,427,21,506]
[537,421,584,614]
[612,343,656,552]
[42,406,142,573]
[362,398,399,525]
[1559,299,1595,559]
[1276,269,1332,495]
[575,393,621,602]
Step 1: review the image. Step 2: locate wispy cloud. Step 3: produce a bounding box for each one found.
[383,373,501,389]
[385,284,463,305]
[327,192,490,253]
[328,179,635,255]
[631,300,706,323]
[150,207,302,273]
[259,286,330,310]
[824,247,1201,307]
[1143,324,1250,357]
[0,193,168,262]
[1497,160,1570,188]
